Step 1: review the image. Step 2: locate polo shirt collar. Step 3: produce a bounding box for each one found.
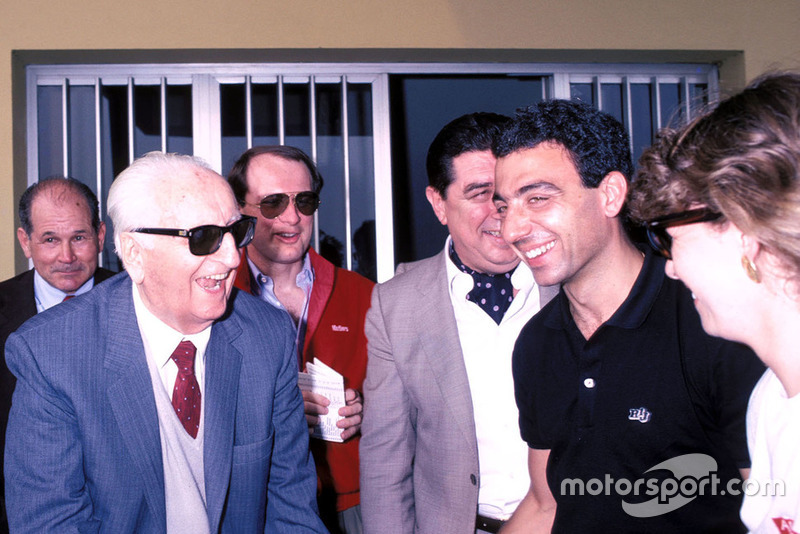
[547,247,664,331]
[605,248,664,329]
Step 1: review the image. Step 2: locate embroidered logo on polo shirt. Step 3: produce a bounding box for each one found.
[773,518,799,534]
[331,325,349,332]
[628,407,652,423]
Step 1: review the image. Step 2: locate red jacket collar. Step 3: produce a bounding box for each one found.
[233,248,338,357]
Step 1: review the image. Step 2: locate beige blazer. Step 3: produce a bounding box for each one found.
[360,248,557,534]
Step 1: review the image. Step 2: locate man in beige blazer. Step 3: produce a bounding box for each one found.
[360,112,557,534]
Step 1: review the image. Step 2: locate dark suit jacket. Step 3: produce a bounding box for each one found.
[0,267,114,533]
[4,273,326,533]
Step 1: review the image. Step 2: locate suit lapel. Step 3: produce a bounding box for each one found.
[414,250,478,458]
[203,315,243,532]
[104,277,167,530]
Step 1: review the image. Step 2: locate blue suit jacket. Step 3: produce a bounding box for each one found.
[4,272,327,533]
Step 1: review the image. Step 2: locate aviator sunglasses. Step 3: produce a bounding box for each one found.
[132,216,257,256]
[645,208,722,260]
[247,191,320,219]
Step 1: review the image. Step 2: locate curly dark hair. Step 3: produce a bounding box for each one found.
[493,99,634,187]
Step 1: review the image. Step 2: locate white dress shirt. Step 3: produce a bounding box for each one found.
[132,283,209,399]
[444,237,542,520]
[132,283,212,534]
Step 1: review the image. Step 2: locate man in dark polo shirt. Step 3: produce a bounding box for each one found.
[491,100,765,533]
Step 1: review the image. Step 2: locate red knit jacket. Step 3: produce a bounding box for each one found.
[233,248,374,512]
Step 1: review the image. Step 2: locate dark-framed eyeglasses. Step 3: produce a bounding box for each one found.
[645,208,722,259]
[246,191,320,219]
[132,216,256,256]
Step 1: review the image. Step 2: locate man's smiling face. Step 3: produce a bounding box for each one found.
[241,153,315,273]
[131,169,242,334]
[494,142,613,288]
[426,149,519,275]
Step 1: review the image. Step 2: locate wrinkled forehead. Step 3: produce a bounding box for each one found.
[157,169,239,228]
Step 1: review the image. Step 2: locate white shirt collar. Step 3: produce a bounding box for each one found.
[33,269,96,313]
[131,282,210,378]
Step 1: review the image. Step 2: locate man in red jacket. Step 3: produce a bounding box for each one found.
[229,146,374,534]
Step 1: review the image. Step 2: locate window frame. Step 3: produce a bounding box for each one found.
[26,61,718,281]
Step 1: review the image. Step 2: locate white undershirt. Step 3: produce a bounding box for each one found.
[741,368,800,533]
[444,237,542,520]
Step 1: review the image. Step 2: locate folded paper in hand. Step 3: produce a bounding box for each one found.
[298,358,345,442]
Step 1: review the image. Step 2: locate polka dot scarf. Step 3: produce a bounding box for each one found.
[450,242,515,325]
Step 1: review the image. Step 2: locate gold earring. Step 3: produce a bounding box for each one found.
[741,255,761,283]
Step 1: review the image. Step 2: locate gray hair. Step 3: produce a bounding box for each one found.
[107,151,213,254]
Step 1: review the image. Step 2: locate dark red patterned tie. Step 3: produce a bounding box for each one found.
[170,340,201,438]
[62,295,75,302]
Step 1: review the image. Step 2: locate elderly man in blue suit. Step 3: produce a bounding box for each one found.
[4,152,327,533]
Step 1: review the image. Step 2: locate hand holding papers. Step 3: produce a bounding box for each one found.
[298,359,345,442]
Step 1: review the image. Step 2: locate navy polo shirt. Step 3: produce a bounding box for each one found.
[513,250,765,533]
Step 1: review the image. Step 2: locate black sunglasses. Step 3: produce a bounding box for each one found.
[247,191,320,219]
[132,216,256,256]
[645,208,722,259]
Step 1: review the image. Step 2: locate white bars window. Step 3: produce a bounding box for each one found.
[563,72,717,163]
[26,62,717,280]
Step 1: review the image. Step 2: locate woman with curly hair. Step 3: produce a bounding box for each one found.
[629,72,800,532]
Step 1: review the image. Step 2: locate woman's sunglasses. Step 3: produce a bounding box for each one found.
[645,208,722,259]
[132,216,257,256]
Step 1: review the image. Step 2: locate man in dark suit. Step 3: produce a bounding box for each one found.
[0,176,114,533]
[4,152,326,532]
